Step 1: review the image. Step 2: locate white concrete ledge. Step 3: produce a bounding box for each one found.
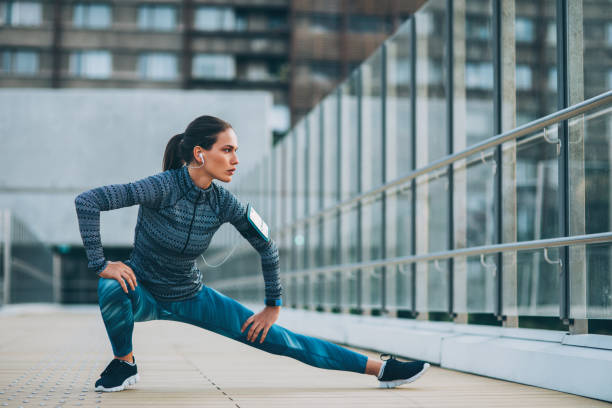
[262,306,612,403]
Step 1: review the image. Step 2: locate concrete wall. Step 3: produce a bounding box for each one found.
[0,88,273,246]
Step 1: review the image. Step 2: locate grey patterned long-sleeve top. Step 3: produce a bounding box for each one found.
[74,165,282,302]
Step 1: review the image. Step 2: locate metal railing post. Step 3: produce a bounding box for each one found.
[53,253,62,304]
[3,210,11,305]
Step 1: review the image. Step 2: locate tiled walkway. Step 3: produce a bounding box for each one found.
[0,306,609,408]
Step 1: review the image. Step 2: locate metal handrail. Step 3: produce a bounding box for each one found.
[210,231,612,287]
[275,89,612,234]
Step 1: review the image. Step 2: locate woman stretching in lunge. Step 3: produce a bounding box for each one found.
[74,115,430,392]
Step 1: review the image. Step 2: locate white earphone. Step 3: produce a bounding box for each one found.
[187,152,206,169]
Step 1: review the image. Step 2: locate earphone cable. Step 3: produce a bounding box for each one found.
[200,240,241,268]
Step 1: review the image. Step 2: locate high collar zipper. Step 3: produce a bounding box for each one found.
[180,190,201,254]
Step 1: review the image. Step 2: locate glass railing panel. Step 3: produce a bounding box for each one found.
[279,231,291,277]
[453,147,497,315]
[295,121,307,222]
[510,0,558,126]
[339,202,359,265]
[282,133,292,228]
[501,247,561,317]
[416,168,449,313]
[453,0,495,149]
[385,263,413,312]
[569,104,612,319]
[324,271,341,311]
[313,272,325,310]
[290,274,299,308]
[416,259,449,314]
[453,147,497,249]
[321,92,339,209]
[342,269,360,312]
[453,255,496,315]
[307,108,322,216]
[571,242,612,320]
[294,224,305,271]
[416,169,449,255]
[385,182,413,267]
[386,18,413,179]
[302,274,311,309]
[515,124,560,241]
[361,47,384,191]
[567,0,612,103]
[306,217,321,269]
[361,194,384,310]
[321,211,339,267]
[415,0,448,166]
[363,267,383,312]
[280,275,290,307]
[340,72,360,201]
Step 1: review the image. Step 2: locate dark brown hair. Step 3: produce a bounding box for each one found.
[162,115,232,171]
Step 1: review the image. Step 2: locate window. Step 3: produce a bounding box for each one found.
[308,13,340,33]
[349,15,390,33]
[268,13,286,30]
[1,1,42,26]
[138,5,176,31]
[607,23,612,45]
[546,22,556,45]
[73,3,111,29]
[246,62,269,80]
[139,53,177,80]
[235,12,247,31]
[516,64,532,90]
[515,17,534,42]
[466,18,490,40]
[466,62,493,89]
[194,6,235,31]
[271,104,290,133]
[1,49,38,74]
[70,50,112,78]
[192,54,235,79]
[310,61,338,84]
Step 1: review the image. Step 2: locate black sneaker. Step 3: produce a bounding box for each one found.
[377,354,430,389]
[94,357,139,392]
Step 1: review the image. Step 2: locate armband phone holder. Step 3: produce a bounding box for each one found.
[246,203,270,242]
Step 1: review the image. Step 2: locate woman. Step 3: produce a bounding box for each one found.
[74,115,429,392]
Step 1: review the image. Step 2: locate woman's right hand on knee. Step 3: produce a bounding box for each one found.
[98,261,138,293]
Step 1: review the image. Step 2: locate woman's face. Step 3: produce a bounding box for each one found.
[193,128,239,183]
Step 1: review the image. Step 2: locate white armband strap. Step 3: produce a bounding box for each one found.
[246,203,270,242]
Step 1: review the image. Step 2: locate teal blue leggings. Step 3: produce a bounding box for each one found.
[97,278,369,374]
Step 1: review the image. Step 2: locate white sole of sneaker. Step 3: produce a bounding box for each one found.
[94,373,140,392]
[378,362,430,389]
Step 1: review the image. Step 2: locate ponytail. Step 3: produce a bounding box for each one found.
[162,133,185,171]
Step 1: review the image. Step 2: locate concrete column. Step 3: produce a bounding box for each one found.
[361,63,373,312]
[2,210,11,305]
[567,0,588,331]
[415,9,431,319]
[500,0,519,327]
[452,0,468,320]
[384,40,399,311]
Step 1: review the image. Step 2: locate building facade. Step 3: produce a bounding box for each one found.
[0,0,424,140]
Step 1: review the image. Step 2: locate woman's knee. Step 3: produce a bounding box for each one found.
[97,278,127,303]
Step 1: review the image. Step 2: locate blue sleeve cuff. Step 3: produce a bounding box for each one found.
[265,298,282,307]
